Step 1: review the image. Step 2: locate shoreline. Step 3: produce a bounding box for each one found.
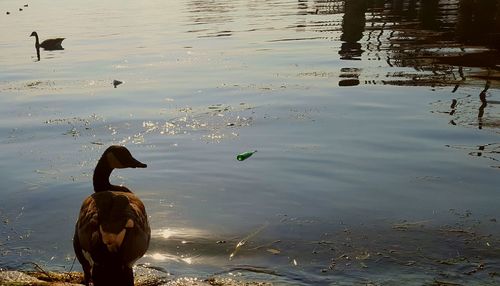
[0,270,273,286]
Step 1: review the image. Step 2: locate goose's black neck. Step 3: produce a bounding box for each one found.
[93,157,132,193]
[93,158,113,192]
[33,33,40,48]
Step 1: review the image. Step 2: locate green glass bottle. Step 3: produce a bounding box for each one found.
[236,150,257,161]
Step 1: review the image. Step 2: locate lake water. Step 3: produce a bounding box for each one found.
[1,0,500,285]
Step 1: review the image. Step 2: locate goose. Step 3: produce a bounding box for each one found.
[29,31,65,50]
[73,145,150,286]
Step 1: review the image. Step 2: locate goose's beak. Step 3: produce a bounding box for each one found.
[130,157,147,168]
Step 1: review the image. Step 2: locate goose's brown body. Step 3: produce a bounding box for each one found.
[30,31,64,50]
[73,146,150,286]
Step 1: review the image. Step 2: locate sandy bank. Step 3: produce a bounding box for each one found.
[0,270,272,286]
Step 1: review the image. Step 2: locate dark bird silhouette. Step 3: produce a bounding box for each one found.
[29,31,65,50]
[74,145,150,286]
[113,80,123,88]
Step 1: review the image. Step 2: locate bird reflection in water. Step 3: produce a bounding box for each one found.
[34,46,41,62]
[478,81,490,129]
[468,143,500,169]
[449,99,458,116]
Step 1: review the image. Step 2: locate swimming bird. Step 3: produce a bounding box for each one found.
[29,31,65,50]
[74,145,150,286]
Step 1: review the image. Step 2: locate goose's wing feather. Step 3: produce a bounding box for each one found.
[75,195,101,251]
[73,195,100,284]
[40,38,65,45]
[40,38,65,49]
[121,192,151,265]
[74,192,150,267]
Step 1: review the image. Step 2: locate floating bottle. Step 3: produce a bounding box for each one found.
[236,150,257,161]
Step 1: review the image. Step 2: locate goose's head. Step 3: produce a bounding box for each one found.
[93,145,146,192]
[101,145,147,169]
[29,31,38,37]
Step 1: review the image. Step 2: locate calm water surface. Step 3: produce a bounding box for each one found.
[1,0,500,285]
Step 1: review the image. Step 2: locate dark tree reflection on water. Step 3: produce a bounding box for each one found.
[184,0,500,156]
[339,0,367,61]
[288,0,500,87]
[280,0,500,167]
[295,0,500,134]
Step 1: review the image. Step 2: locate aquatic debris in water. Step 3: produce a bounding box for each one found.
[26,81,43,88]
[208,104,229,112]
[113,80,123,88]
[266,248,281,255]
[229,222,269,260]
[45,114,102,126]
[44,114,103,140]
[392,220,430,231]
[355,251,370,260]
[435,257,468,266]
[236,150,257,161]
[430,280,464,286]
[229,240,246,260]
[136,263,171,275]
[63,127,80,137]
[152,103,253,143]
[213,265,282,278]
